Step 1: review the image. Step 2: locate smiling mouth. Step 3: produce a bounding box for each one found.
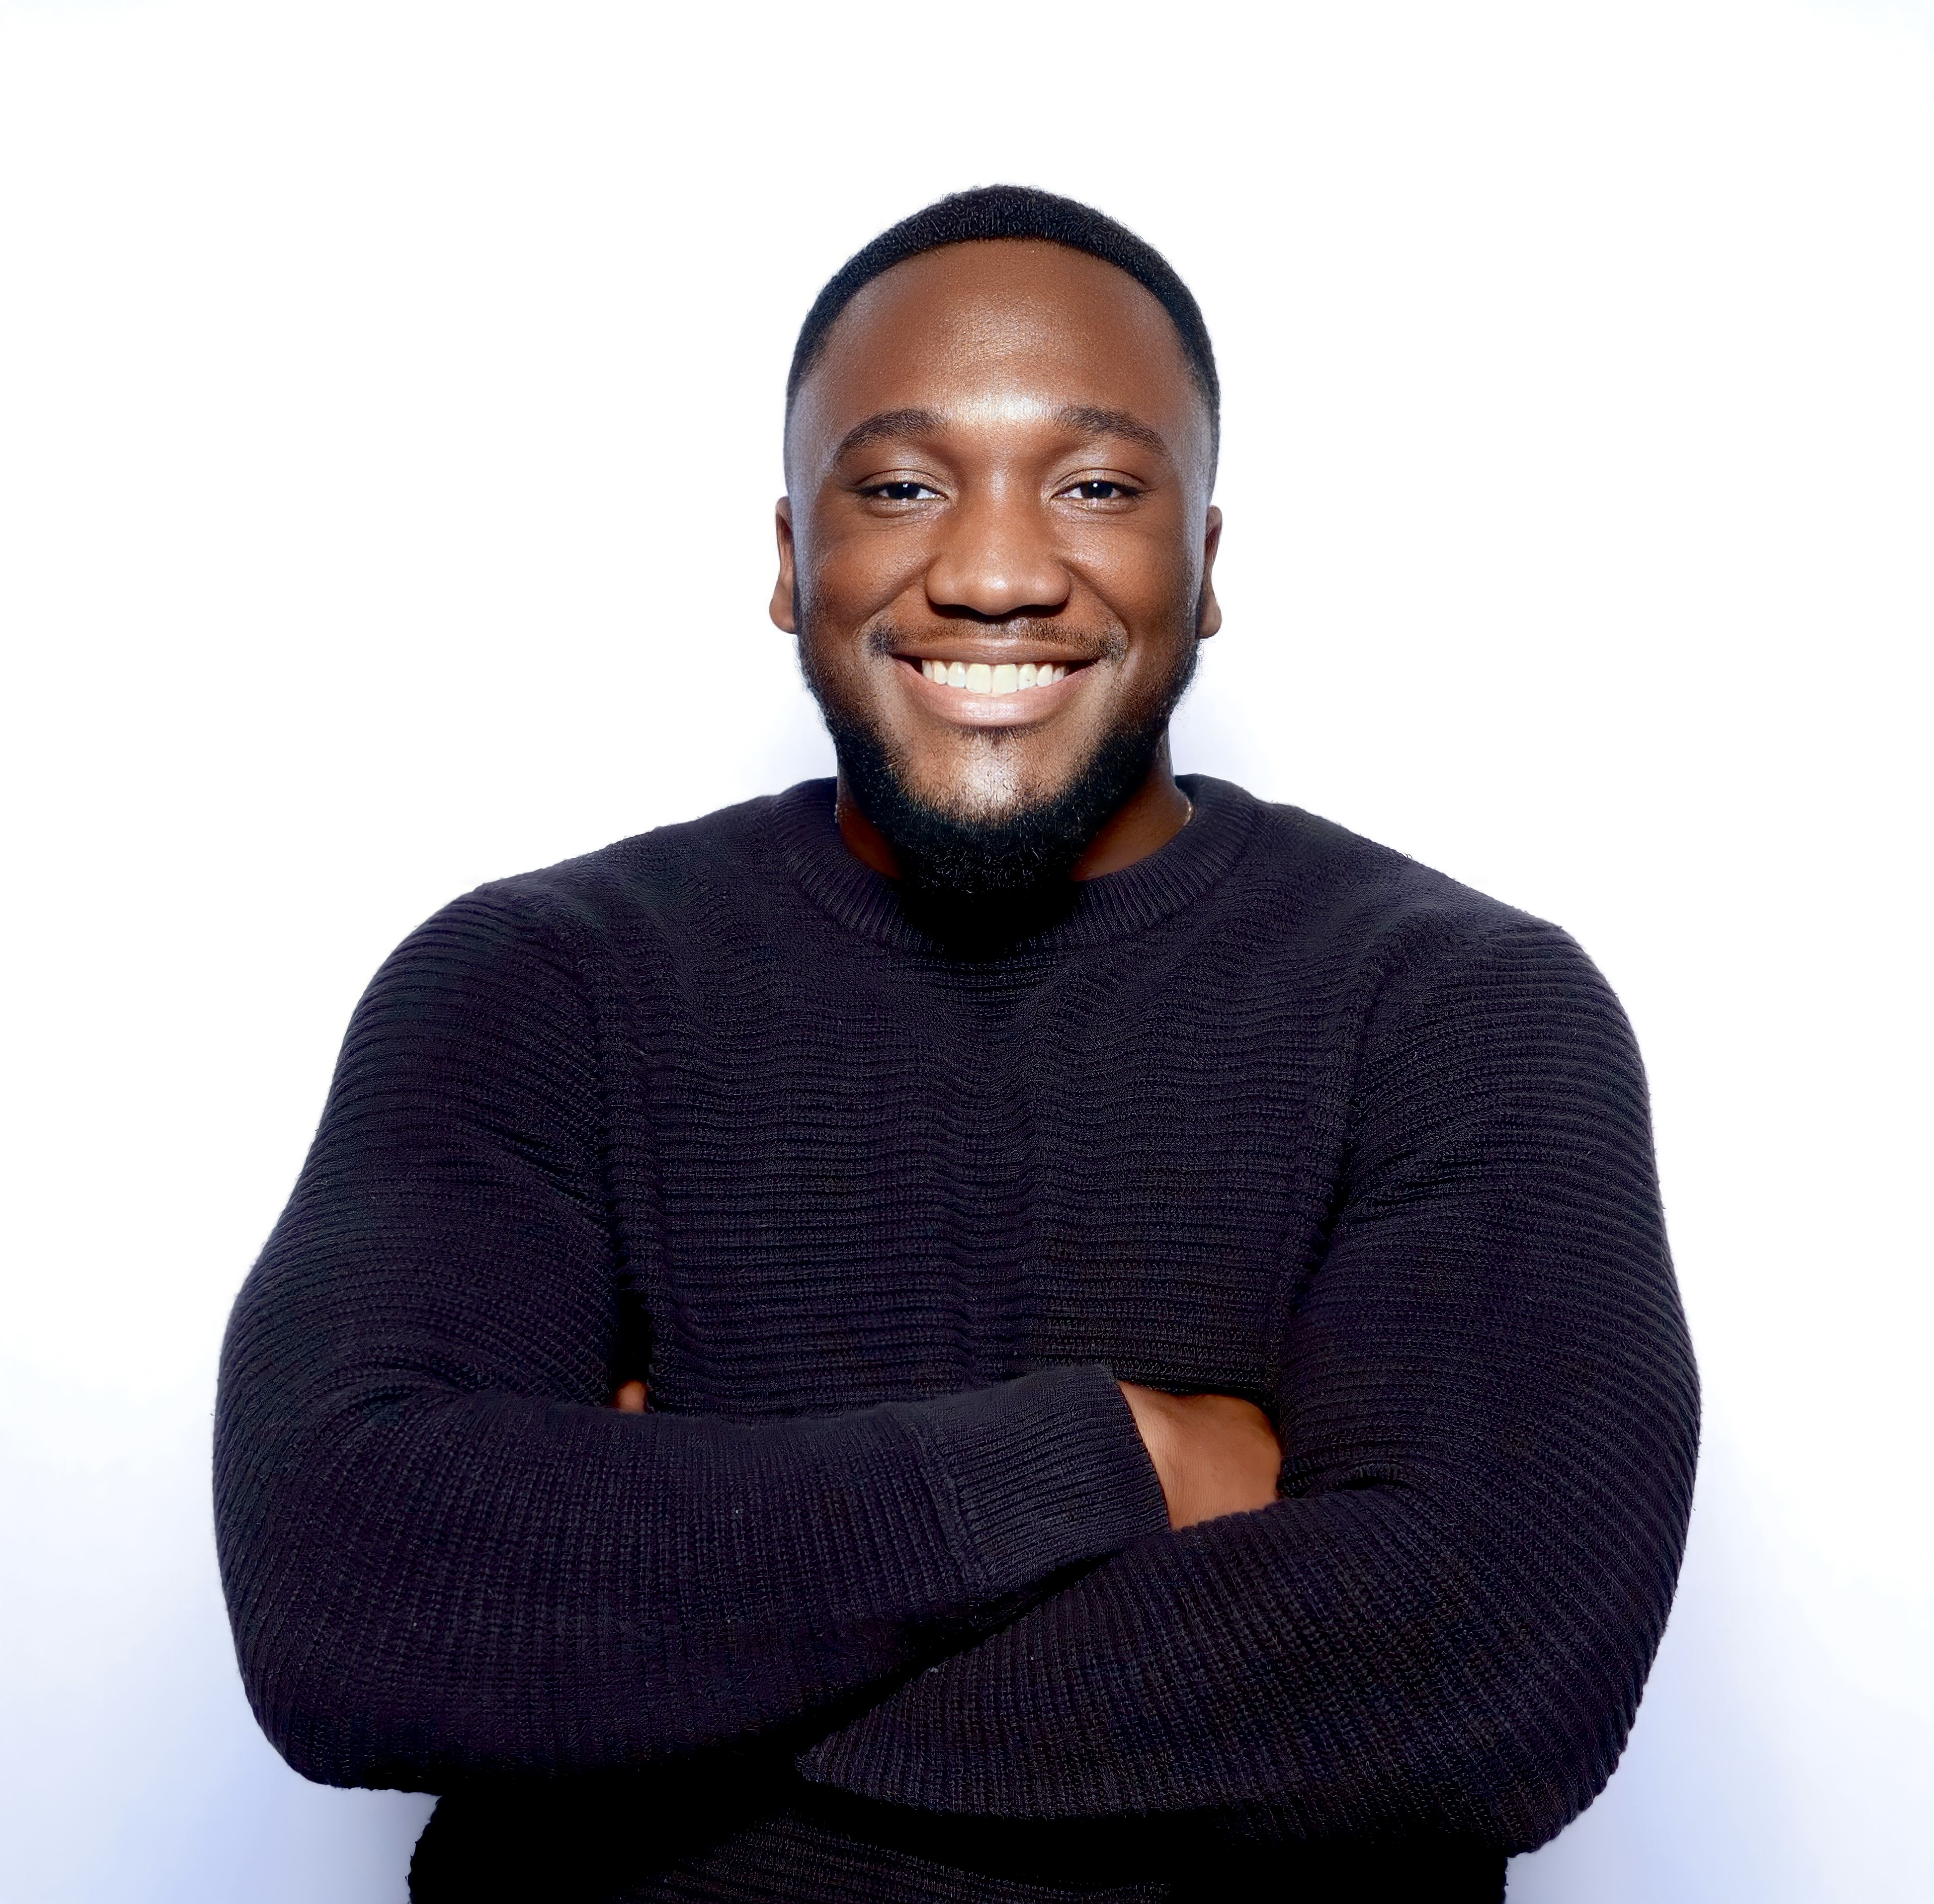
[911,658,1077,696]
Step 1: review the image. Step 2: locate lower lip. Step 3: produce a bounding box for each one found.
[897,659,1087,725]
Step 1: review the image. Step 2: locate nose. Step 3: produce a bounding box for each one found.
[923,488,1071,620]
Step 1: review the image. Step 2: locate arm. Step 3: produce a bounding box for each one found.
[795,919,1699,1854]
[214,888,1167,1792]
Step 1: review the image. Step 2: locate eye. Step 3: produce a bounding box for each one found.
[863,480,942,503]
[1060,478,1141,502]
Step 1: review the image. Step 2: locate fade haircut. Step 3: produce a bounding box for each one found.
[786,185,1220,466]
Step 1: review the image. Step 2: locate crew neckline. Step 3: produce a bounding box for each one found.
[772,773,1260,958]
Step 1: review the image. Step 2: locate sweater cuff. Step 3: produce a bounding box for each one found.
[910,1366,1170,1599]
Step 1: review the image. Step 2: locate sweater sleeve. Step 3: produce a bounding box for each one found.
[213,888,1168,1792]
[793,918,1700,1854]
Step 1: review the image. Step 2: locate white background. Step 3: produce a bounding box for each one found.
[2,3,1929,1898]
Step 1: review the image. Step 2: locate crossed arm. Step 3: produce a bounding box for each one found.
[616,1377,1286,1534]
[214,889,1697,1853]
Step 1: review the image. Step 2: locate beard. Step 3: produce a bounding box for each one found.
[798,613,1200,950]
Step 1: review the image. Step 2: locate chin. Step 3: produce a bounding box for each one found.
[904,736,1065,825]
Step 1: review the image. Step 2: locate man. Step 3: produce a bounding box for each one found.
[216,187,1699,1903]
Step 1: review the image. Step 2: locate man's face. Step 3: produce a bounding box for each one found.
[773,240,1221,872]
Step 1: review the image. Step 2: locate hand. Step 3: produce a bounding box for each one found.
[612,1381,647,1413]
[1117,1383,1282,1529]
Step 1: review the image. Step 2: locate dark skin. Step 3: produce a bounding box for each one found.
[621,241,1279,1529]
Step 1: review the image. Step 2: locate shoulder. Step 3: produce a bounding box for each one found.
[1195,785,1649,1140]
[451,782,823,946]
[356,786,816,1029]
[1194,775,1574,977]
[1188,779,1630,1084]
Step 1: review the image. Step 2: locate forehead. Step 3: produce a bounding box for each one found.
[789,240,1207,462]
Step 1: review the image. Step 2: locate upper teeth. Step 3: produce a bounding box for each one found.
[919,660,1069,694]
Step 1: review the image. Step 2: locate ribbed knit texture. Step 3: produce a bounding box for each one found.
[214,776,1699,1903]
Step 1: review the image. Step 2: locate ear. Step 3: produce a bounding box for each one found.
[1195,505,1224,640]
[769,496,797,633]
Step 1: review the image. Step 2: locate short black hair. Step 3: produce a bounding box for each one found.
[787,185,1219,459]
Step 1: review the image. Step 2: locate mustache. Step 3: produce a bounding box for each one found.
[859,618,1128,666]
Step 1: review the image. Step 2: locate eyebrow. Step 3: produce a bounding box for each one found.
[829,403,1175,465]
[831,408,946,461]
[1054,405,1174,462]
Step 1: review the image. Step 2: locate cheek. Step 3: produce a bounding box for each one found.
[803,518,928,619]
[1072,523,1197,620]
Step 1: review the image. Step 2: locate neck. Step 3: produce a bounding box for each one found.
[834,736,1191,884]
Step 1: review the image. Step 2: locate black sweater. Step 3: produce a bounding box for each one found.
[215,776,1698,1903]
